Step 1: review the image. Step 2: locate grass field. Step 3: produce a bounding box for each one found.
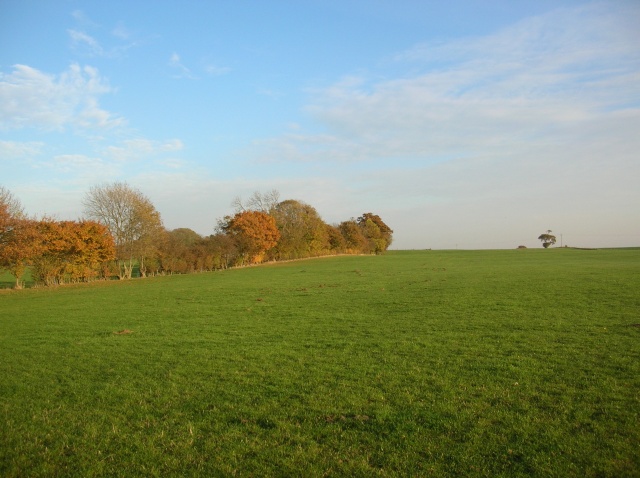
[1,249,639,477]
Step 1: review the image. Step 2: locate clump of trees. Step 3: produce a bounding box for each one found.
[1,186,115,288]
[31,219,115,286]
[0,184,393,288]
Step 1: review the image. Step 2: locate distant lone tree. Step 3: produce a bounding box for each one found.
[538,230,557,248]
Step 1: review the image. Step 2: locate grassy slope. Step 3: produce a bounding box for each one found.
[0,249,639,477]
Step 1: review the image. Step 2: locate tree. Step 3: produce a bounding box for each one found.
[325,224,346,253]
[0,186,25,249]
[231,189,280,214]
[223,210,280,265]
[538,230,557,248]
[0,217,41,289]
[0,187,37,288]
[339,219,369,253]
[357,213,393,254]
[83,182,163,279]
[157,228,202,274]
[0,186,25,220]
[32,219,115,285]
[271,199,330,260]
[206,233,238,270]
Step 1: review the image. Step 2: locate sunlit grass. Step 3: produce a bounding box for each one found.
[1,249,639,476]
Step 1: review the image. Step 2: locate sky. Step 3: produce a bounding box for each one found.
[1,0,639,250]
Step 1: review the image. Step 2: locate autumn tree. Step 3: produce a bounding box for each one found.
[271,199,330,260]
[357,213,393,254]
[538,230,557,248]
[32,219,115,285]
[0,218,41,289]
[339,219,370,253]
[0,187,38,288]
[204,233,238,270]
[326,224,346,253]
[83,182,163,279]
[222,210,280,265]
[157,228,202,274]
[72,220,116,279]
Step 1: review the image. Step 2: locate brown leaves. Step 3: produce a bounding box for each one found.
[225,210,280,263]
[31,219,116,285]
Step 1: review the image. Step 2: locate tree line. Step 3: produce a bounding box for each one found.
[0,184,392,288]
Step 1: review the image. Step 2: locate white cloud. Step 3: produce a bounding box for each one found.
[51,154,105,173]
[0,63,124,132]
[104,138,184,161]
[0,140,44,160]
[68,11,141,58]
[71,10,98,28]
[242,2,639,171]
[68,29,104,56]
[112,22,131,40]
[204,64,231,77]
[169,53,198,79]
[159,159,186,170]
[242,2,640,248]
[289,3,640,164]
[170,53,230,79]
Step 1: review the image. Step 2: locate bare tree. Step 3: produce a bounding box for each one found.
[83,182,163,279]
[232,189,280,214]
[0,186,25,220]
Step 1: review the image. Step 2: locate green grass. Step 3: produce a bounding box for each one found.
[1,249,639,477]
[0,268,33,289]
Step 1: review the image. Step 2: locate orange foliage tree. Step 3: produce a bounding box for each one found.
[32,219,116,285]
[223,210,280,265]
[0,187,40,288]
[0,216,41,289]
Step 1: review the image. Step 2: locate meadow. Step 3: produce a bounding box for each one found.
[1,249,638,477]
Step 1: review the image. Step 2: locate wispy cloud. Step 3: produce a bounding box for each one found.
[239,3,640,248]
[68,11,140,58]
[254,3,639,167]
[104,138,184,162]
[0,140,44,160]
[0,64,124,132]
[68,29,105,56]
[111,21,131,40]
[204,63,231,77]
[169,53,231,79]
[71,10,98,28]
[169,53,198,79]
[51,154,105,173]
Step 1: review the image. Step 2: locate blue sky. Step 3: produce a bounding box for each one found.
[1,0,639,249]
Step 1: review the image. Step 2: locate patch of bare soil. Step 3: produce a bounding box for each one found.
[113,329,133,335]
